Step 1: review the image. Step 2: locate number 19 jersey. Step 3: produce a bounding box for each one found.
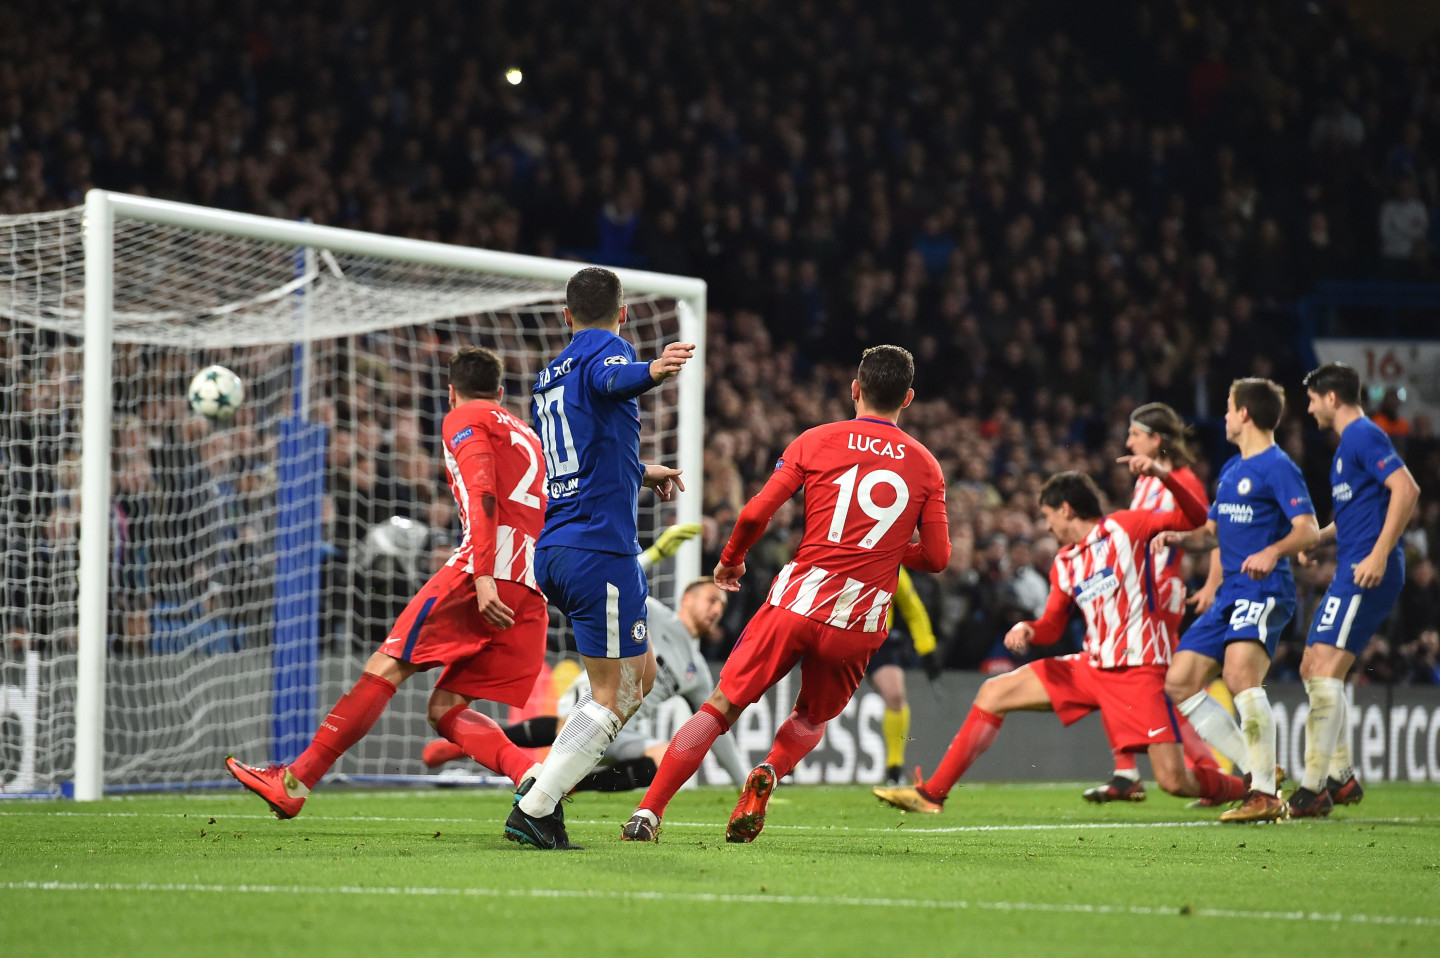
[756,417,947,633]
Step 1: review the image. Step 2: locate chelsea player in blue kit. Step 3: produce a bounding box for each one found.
[1288,363,1419,818]
[1162,379,1319,822]
[506,267,694,849]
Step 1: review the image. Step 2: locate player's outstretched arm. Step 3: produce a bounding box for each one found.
[1118,454,1208,529]
[715,453,806,590]
[587,341,693,402]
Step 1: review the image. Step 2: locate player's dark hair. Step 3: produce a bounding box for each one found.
[1039,471,1104,520]
[1302,362,1362,407]
[566,267,623,327]
[683,577,722,597]
[1130,402,1194,467]
[449,346,503,399]
[857,345,914,412]
[1230,377,1285,431]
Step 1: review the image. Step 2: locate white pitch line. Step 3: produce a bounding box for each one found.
[2,880,1437,927]
[0,810,1430,834]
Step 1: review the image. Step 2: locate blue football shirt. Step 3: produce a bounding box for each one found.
[1331,417,1405,567]
[531,326,659,555]
[1209,444,1314,592]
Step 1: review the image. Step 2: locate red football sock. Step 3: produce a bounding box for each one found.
[1193,765,1246,802]
[924,705,1003,801]
[1178,714,1220,771]
[288,672,397,788]
[765,710,826,779]
[637,703,729,818]
[437,704,534,784]
[1113,749,1138,773]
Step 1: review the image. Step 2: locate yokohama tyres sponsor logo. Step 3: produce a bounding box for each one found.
[1216,503,1254,523]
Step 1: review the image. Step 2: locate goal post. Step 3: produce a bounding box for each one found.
[4,188,706,800]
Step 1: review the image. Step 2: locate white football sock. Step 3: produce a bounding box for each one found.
[518,697,621,818]
[1176,690,1250,774]
[1302,677,1346,792]
[1113,767,1141,783]
[1328,690,1354,783]
[1233,687,1277,794]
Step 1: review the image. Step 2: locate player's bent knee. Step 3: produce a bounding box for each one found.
[426,692,467,730]
[974,674,1017,712]
[1163,675,1196,704]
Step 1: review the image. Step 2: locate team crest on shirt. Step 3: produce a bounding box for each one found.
[1237,477,1252,495]
[631,620,649,644]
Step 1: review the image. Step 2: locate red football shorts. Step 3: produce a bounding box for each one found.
[1030,654,1179,754]
[719,603,886,725]
[377,564,547,708]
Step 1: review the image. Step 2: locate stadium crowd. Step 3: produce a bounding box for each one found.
[3,0,1440,682]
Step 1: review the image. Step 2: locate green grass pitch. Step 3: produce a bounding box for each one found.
[3,782,1439,957]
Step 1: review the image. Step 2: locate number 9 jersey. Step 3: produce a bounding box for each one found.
[724,417,949,633]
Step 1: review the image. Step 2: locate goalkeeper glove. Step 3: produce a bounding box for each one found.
[642,522,702,567]
[920,650,943,683]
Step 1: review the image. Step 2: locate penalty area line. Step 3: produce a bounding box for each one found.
[3,880,1438,928]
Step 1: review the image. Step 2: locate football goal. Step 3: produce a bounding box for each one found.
[0,190,705,799]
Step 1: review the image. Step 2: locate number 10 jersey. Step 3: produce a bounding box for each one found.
[730,417,948,633]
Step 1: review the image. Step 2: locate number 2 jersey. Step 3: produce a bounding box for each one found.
[441,399,547,592]
[721,417,950,633]
[1029,471,1209,668]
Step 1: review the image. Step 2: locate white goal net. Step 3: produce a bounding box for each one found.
[0,193,704,796]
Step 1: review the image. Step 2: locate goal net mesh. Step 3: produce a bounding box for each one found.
[0,205,687,793]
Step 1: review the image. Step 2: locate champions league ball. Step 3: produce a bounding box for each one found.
[188,365,245,419]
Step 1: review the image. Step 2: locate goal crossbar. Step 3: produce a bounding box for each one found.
[67,189,707,801]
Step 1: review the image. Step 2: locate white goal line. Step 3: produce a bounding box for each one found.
[4,880,1437,928]
[0,809,1429,834]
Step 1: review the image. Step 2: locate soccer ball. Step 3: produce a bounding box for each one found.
[188,365,245,419]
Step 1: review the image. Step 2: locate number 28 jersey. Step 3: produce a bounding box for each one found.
[736,417,948,633]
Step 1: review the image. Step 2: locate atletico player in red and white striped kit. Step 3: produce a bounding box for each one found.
[875,461,1248,815]
[227,346,548,819]
[622,345,951,843]
[1085,403,1222,803]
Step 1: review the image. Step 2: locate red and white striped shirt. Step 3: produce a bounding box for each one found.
[1130,466,1207,620]
[722,418,951,633]
[441,399,546,592]
[1028,472,1206,668]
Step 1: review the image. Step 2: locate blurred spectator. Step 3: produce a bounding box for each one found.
[1401,629,1440,685]
[1372,388,1412,444]
[1379,179,1430,280]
